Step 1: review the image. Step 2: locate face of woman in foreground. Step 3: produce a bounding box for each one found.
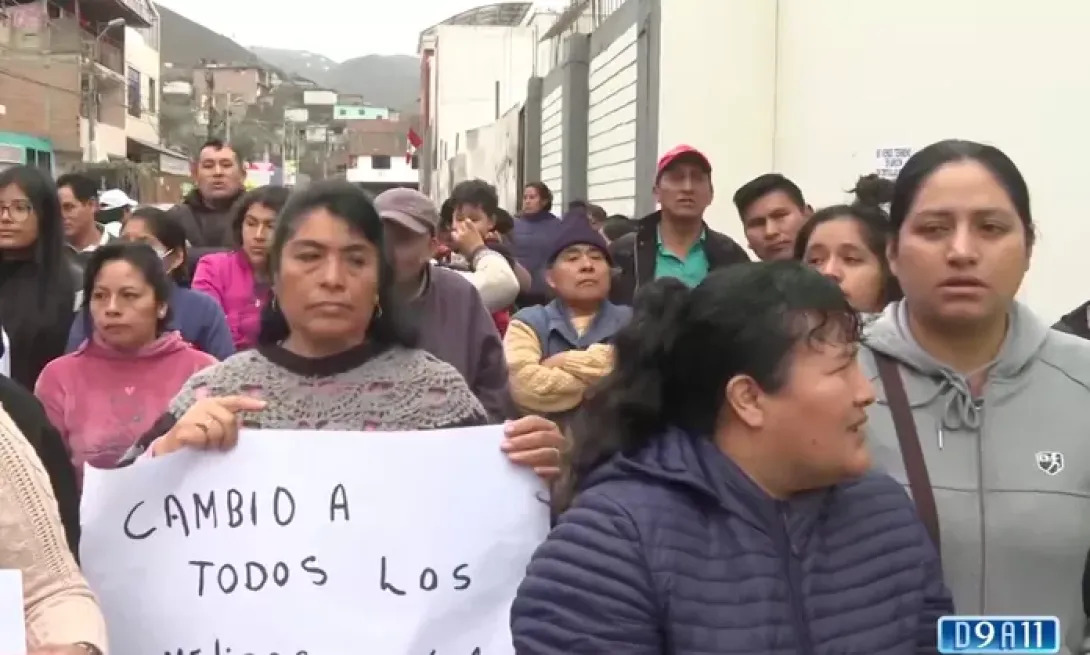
[274,208,381,348]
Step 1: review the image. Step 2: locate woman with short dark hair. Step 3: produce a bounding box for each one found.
[511,261,950,654]
[36,242,216,488]
[66,207,234,360]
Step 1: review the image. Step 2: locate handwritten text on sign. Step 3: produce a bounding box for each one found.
[79,427,550,655]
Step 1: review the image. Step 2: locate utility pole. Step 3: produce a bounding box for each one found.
[223,93,233,143]
[321,125,329,179]
[85,18,125,162]
[202,60,216,141]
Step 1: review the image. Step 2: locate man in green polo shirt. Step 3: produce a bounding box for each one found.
[608,145,750,304]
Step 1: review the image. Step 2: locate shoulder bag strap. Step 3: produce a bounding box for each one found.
[874,351,942,553]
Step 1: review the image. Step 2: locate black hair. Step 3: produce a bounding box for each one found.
[493,207,514,235]
[560,260,860,510]
[439,198,455,232]
[449,179,499,217]
[850,174,895,211]
[567,199,587,212]
[81,241,174,335]
[793,204,903,306]
[198,138,243,167]
[55,173,99,203]
[128,206,191,285]
[0,165,76,388]
[586,203,607,224]
[890,139,1035,248]
[602,215,637,241]
[732,173,806,219]
[231,185,290,247]
[524,181,553,213]
[259,180,416,350]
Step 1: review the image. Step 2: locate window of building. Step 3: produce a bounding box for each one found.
[127,67,141,118]
[148,77,156,113]
[371,155,391,169]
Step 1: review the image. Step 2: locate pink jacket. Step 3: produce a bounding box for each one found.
[192,250,268,350]
[34,331,216,487]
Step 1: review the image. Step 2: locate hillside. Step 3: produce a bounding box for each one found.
[157,10,420,112]
[158,6,265,68]
[327,54,420,112]
[251,49,420,112]
[249,47,339,86]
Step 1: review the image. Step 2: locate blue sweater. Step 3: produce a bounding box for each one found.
[67,283,234,361]
[511,428,952,654]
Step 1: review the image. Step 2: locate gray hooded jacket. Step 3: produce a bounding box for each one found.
[863,300,1090,654]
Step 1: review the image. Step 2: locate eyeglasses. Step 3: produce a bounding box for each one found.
[0,201,32,222]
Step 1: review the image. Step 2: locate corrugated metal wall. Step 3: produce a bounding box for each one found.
[586,24,638,216]
[539,85,565,210]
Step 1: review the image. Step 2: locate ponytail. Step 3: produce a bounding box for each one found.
[558,277,691,511]
[850,174,895,214]
[258,299,290,345]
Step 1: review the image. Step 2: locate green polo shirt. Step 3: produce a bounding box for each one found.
[654,228,709,288]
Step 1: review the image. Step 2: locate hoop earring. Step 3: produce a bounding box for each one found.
[373,294,382,319]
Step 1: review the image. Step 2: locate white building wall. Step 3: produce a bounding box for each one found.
[433,25,535,178]
[80,118,126,162]
[539,85,564,211]
[657,0,776,243]
[658,0,1085,320]
[345,155,419,185]
[123,25,161,145]
[587,24,638,217]
[774,0,1090,320]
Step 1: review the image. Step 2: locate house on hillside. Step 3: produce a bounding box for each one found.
[0,0,187,176]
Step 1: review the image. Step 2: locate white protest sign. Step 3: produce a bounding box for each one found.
[874,146,914,180]
[0,570,25,655]
[79,427,551,655]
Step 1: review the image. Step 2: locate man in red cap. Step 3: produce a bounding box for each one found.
[608,144,749,304]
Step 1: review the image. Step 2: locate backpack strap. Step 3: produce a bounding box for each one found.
[874,351,942,553]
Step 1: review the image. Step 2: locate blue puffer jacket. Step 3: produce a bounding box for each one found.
[511,428,952,654]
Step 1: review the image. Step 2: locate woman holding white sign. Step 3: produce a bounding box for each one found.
[119,181,566,481]
[0,403,106,654]
[511,263,951,653]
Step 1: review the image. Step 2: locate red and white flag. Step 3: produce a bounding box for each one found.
[406,128,423,163]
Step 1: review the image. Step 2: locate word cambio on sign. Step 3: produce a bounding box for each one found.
[78,428,550,655]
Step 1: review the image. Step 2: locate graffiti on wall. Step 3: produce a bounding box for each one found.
[438,106,523,211]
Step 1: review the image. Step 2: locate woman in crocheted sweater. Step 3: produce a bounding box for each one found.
[122,182,566,479]
[0,402,107,653]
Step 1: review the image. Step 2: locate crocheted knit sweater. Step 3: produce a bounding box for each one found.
[120,342,489,465]
[0,403,107,650]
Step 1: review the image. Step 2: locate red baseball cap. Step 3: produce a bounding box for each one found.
[656,144,712,180]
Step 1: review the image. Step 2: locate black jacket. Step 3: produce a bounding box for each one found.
[0,374,81,558]
[165,189,240,249]
[1054,301,1090,340]
[607,210,751,305]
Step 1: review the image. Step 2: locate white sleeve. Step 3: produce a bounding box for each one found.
[456,249,520,311]
[0,329,9,378]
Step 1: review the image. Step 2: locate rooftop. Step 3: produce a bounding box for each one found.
[418,2,533,51]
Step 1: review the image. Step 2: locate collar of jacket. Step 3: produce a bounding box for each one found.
[632,211,729,285]
[597,426,831,535]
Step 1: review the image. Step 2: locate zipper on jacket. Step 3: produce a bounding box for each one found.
[975,399,987,611]
[778,505,816,655]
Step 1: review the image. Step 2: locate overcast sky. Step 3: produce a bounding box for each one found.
[155,0,487,61]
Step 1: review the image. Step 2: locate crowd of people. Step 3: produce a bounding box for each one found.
[0,135,1088,653]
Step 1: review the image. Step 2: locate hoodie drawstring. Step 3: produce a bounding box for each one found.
[937,372,982,450]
